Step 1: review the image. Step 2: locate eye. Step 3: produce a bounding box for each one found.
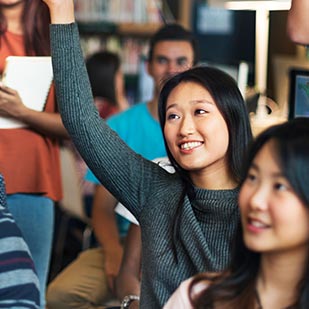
[166,113,180,120]
[273,182,288,192]
[156,57,168,65]
[245,171,257,184]
[195,109,207,115]
[177,58,189,67]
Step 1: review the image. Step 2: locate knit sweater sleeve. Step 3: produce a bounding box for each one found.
[49,23,168,219]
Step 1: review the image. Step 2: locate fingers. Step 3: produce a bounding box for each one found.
[0,91,9,103]
[0,83,16,95]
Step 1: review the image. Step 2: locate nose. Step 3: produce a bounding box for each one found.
[248,185,269,212]
[167,60,177,74]
[179,115,195,136]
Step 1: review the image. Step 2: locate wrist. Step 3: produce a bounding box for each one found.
[49,2,75,24]
[120,295,140,309]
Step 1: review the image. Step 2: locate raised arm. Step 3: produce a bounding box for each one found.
[42,0,74,24]
[41,0,169,221]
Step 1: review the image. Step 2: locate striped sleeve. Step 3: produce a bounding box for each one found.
[0,174,40,308]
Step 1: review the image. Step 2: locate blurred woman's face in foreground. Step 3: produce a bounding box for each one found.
[239,140,309,256]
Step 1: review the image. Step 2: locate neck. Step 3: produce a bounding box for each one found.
[256,251,307,308]
[190,159,237,190]
[1,1,24,35]
[147,96,159,121]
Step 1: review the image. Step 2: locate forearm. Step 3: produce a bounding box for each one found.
[17,109,69,138]
[92,186,123,254]
[116,270,141,301]
[115,225,141,300]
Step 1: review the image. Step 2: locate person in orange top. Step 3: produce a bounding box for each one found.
[0,1,68,308]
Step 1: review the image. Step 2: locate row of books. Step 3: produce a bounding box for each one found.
[80,36,149,75]
[74,0,163,24]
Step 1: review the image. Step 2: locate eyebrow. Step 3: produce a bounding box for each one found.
[249,162,284,178]
[155,55,189,62]
[166,100,214,111]
[189,99,214,105]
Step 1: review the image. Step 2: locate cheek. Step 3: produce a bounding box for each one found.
[220,125,230,152]
[164,124,179,155]
[274,208,308,231]
[238,185,250,215]
[164,125,173,147]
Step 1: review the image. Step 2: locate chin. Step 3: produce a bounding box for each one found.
[243,236,268,253]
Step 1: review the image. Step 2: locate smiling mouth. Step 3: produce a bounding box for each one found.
[248,218,270,229]
[180,141,203,150]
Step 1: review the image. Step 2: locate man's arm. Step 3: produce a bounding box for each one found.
[287,0,309,45]
[91,185,124,293]
[115,224,141,308]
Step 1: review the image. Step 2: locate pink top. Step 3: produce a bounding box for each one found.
[163,278,194,309]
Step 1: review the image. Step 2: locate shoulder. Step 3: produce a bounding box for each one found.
[164,272,224,309]
[107,102,147,125]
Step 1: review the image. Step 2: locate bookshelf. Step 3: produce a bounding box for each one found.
[75,0,192,103]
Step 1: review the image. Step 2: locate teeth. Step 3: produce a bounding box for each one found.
[181,142,201,150]
[250,219,267,228]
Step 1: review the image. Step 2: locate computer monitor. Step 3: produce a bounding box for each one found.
[288,68,309,120]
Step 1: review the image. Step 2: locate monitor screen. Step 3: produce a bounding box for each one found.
[288,69,309,119]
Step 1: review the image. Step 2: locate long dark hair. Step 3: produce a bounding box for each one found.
[0,0,50,55]
[158,66,253,261]
[189,118,309,308]
[86,50,120,106]
[159,66,253,188]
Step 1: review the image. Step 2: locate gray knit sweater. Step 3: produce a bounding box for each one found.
[50,23,240,308]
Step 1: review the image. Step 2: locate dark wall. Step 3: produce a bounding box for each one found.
[192,2,256,85]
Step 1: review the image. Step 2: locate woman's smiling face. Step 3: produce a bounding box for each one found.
[164,81,230,188]
[239,140,309,255]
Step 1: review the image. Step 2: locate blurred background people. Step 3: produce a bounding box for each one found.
[0,1,68,307]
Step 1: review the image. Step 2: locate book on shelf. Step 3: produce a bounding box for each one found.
[74,0,162,24]
[0,56,53,129]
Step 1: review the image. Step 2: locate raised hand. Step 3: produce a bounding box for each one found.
[41,0,75,24]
